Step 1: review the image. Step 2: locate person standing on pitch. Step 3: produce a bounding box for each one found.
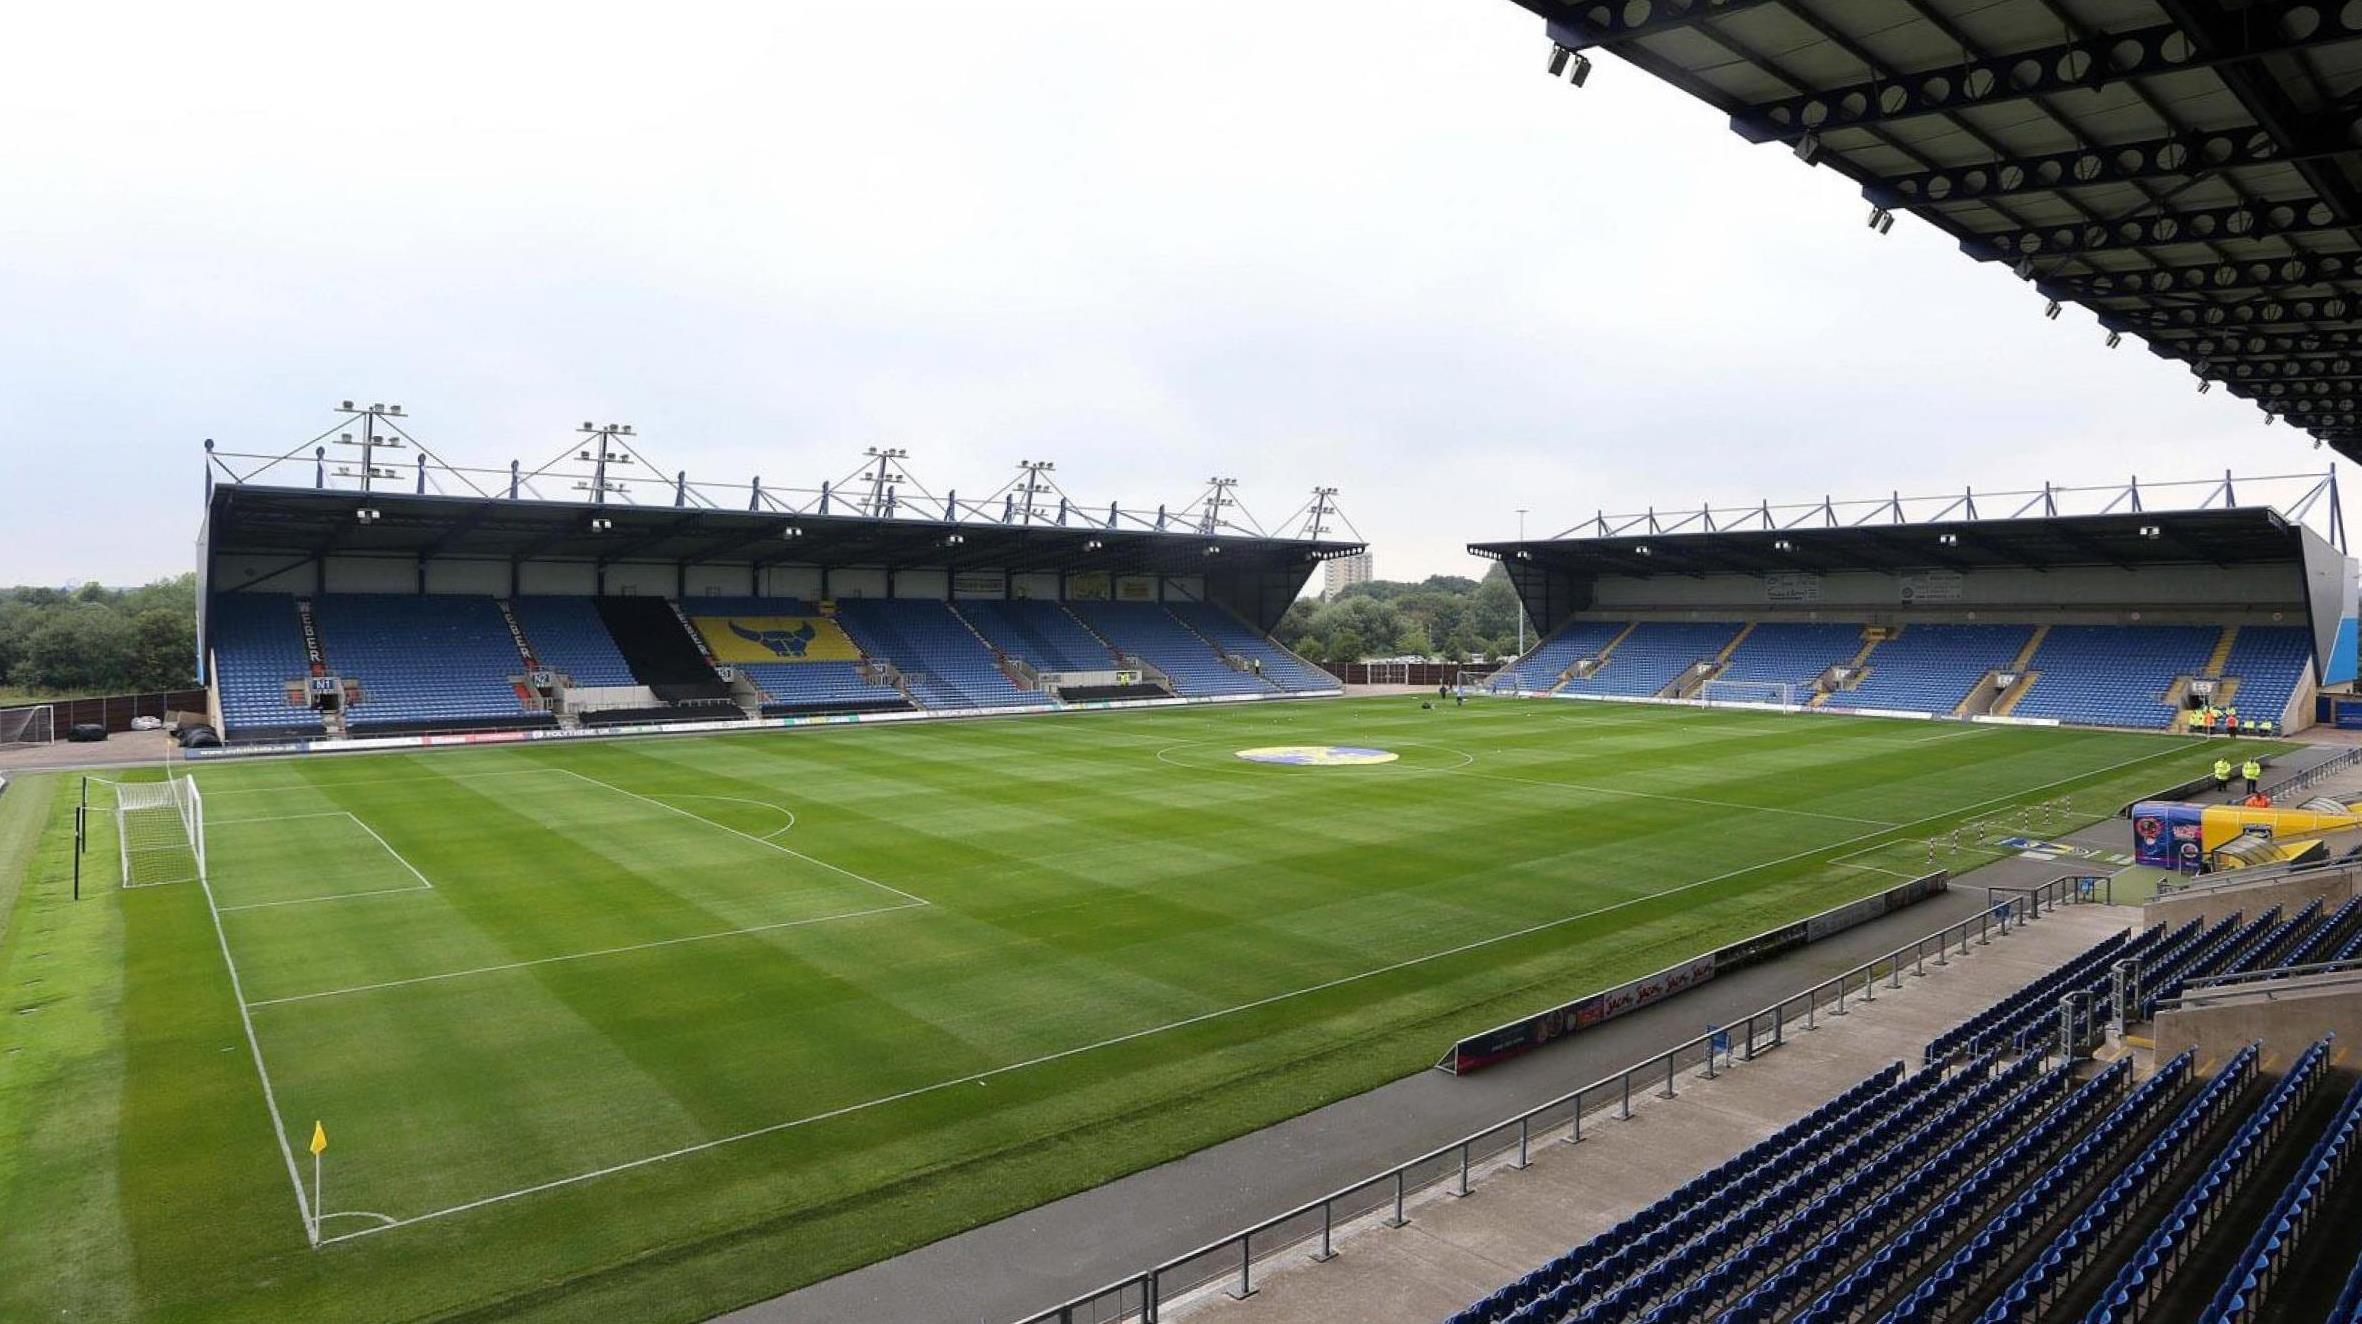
[2215,755,2234,794]
[2242,757,2262,796]
[2225,705,2239,739]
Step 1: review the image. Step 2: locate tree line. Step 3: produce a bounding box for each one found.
[1276,565,1532,669]
[0,576,200,699]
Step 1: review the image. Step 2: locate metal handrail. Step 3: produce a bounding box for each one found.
[2177,956,2362,993]
[2154,853,2361,899]
[1010,879,2105,1324]
[2260,746,2362,801]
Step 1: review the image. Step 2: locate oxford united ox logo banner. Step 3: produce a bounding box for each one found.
[696,616,858,664]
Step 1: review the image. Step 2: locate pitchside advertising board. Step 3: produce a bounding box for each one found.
[1442,872,1948,1075]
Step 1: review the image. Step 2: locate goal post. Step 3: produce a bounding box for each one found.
[0,704,53,748]
[113,776,205,888]
[1697,678,1796,710]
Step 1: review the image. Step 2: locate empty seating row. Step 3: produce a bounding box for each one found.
[2220,625,2311,734]
[1713,622,1864,692]
[312,594,541,733]
[2012,624,2219,730]
[510,596,636,686]
[1066,602,1270,697]
[1492,621,1631,694]
[1169,603,1336,692]
[2197,1067,2362,1322]
[1444,1065,1907,1324]
[957,599,1112,673]
[1559,622,1742,699]
[208,593,326,739]
[1825,624,2031,716]
[1923,925,2150,1065]
[2142,909,2281,1017]
[1871,1054,2185,1324]
[2079,1039,2331,1324]
[833,599,1037,709]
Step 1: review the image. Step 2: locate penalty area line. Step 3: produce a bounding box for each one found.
[313,740,2196,1243]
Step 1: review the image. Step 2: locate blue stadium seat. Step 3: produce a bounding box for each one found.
[833,599,1039,710]
[1067,602,1272,697]
[958,599,1117,673]
[313,594,546,733]
[1166,603,1336,692]
[1713,622,1866,694]
[1557,622,1743,698]
[208,593,326,740]
[2221,625,2311,734]
[2011,624,2219,729]
[1491,620,1630,693]
[1824,623,2031,716]
[512,596,636,687]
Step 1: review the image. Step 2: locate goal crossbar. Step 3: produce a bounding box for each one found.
[1697,678,1797,710]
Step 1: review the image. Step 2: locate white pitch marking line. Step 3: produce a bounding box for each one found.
[312,739,2202,1243]
[211,811,436,911]
[317,1210,400,1228]
[660,792,797,839]
[194,870,318,1244]
[552,768,929,908]
[244,901,924,1009]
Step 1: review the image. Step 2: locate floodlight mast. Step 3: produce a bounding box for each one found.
[1199,477,1238,536]
[863,447,910,520]
[330,400,408,494]
[1016,460,1056,524]
[575,423,638,506]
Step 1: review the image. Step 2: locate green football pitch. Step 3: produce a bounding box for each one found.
[0,698,2281,1322]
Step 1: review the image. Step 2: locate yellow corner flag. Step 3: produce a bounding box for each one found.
[309,1121,327,1156]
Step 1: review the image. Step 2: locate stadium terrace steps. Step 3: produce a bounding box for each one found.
[1713,622,1866,697]
[957,599,1115,673]
[311,594,552,734]
[208,592,327,740]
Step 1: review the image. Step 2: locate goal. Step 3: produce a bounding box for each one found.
[1697,679,1796,710]
[115,776,206,888]
[0,704,52,748]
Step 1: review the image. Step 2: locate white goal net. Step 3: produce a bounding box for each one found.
[1698,679,1796,710]
[115,776,206,888]
[0,705,53,748]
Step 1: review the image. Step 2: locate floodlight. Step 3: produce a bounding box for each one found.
[1868,206,1894,234]
[1774,538,1794,551]
[2043,300,2063,320]
[356,507,381,523]
[781,525,803,539]
[590,516,614,532]
[944,534,965,546]
[1633,544,1652,556]
[2198,381,2213,394]
[2105,331,2122,349]
[1548,44,1571,76]
[1938,532,1960,546]
[1794,131,1821,164]
[340,399,355,410]
[1084,538,1104,551]
[2014,257,2035,280]
[2138,525,2162,538]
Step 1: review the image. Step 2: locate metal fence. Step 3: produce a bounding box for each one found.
[1013,876,2107,1324]
[2260,745,2362,801]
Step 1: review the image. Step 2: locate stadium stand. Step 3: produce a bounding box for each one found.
[2010,624,2221,730]
[1491,620,1629,694]
[207,593,327,740]
[1066,602,1272,697]
[1556,621,1740,698]
[1823,624,2032,717]
[1168,602,1337,692]
[833,599,1037,709]
[2222,625,2314,732]
[311,594,549,735]
[957,599,1113,673]
[1710,622,1863,694]
[510,596,637,687]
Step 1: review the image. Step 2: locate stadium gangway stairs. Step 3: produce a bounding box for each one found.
[1966,1041,2271,1324]
[2195,1065,2362,1322]
[2077,1037,2335,1323]
[1442,1064,1912,1323]
[1764,1062,2147,1324]
[2130,914,2240,1007]
[1924,924,2156,1066]
[1480,1058,1987,1324]
[1689,1060,2067,1324]
[1867,1053,2198,1324]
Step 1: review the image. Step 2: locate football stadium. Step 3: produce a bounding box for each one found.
[15,2,2362,1324]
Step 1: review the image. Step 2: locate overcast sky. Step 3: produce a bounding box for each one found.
[3,0,2343,588]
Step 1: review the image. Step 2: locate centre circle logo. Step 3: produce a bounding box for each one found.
[1234,745,1400,766]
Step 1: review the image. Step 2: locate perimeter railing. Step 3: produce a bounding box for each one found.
[2261,746,2362,801]
[1011,874,2112,1324]
[2156,958,2362,1011]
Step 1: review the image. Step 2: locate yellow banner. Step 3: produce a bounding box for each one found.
[695,616,862,664]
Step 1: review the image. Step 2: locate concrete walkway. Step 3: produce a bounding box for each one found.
[1164,904,2134,1324]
